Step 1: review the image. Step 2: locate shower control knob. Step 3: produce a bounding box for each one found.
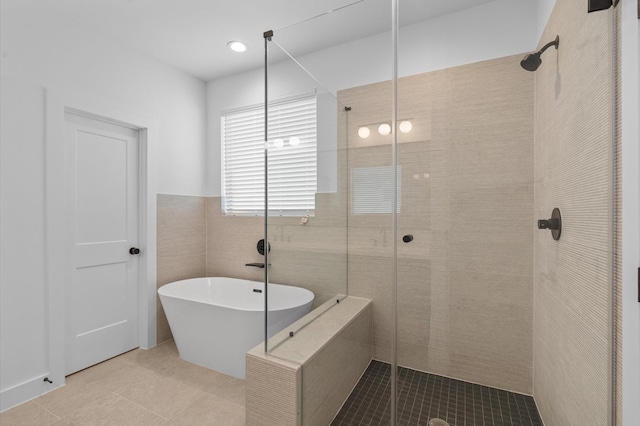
[537,208,562,241]
[402,235,414,243]
[257,239,271,256]
[129,247,140,255]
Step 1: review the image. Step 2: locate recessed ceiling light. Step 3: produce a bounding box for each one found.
[227,41,247,53]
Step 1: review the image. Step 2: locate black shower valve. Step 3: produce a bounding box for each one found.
[257,239,271,255]
[537,208,562,241]
[537,218,560,230]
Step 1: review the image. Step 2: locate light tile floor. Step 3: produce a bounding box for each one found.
[0,340,246,426]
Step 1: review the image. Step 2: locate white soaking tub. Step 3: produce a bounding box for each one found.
[158,277,314,379]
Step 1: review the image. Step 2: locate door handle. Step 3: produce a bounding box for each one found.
[129,247,140,255]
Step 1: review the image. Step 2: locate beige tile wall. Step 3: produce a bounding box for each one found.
[246,354,301,426]
[157,192,350,348]
[205,195,348,309]
[245,296,372,426]
[156,194,207,343]
[532,0,613,424]
[301,300,372,425]
[340,54,535,394]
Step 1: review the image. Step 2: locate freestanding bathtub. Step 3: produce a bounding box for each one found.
[158,277,314,379]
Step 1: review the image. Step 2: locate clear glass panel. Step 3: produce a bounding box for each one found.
[262,0,393,423]
[262,1,615,424]
[263,0,393,356]
[263,46,349,354]
[391,1,615,425]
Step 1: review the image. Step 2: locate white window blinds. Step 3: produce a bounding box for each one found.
[351,165,401,214]
[222,95,317,215]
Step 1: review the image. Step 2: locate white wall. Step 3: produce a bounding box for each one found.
[536,0,557,42]
[621,1,640,424]
[0,18,206,410]
[206,0,538,196]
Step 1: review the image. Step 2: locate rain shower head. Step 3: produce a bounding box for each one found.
[520,35,559,72]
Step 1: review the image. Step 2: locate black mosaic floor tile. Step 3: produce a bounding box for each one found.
[331,360,543,426]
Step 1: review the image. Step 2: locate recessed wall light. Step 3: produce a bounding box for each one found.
[227,41,247,53]
[399,120,412,133]
[378,123,391,136]
[358,127,371,138]
[358,120,412,138]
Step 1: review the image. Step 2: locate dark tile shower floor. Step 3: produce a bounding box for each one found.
[332,360,543,426]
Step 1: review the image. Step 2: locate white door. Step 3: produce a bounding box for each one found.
[64,112,140,375]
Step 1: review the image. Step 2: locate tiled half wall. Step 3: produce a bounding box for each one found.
[156,194,207,343]
[246,297,372,425]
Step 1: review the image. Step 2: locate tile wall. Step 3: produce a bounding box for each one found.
[205,195,348,309]
[156,192,349,342]
[156,194,207,342]
[532,0,614,423]
[245,296,372,426]
[340,54,535,394]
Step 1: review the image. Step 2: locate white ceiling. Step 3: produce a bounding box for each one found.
[1,0,496,82]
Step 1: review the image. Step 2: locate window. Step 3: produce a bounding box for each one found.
[222,95,317,215]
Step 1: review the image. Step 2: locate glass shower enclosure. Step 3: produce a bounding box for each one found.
[260,0,617,424]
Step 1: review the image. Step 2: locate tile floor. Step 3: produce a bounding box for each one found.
[2,346,544,426]
[332,361,543,426]
[0,340,246,425]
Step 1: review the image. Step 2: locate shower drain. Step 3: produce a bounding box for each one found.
[428,419,450,426]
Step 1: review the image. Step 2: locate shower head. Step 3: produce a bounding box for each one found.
[520,52,542,72]
[520,35,559,72]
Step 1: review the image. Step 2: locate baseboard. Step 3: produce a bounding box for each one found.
[0,374,62,412]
